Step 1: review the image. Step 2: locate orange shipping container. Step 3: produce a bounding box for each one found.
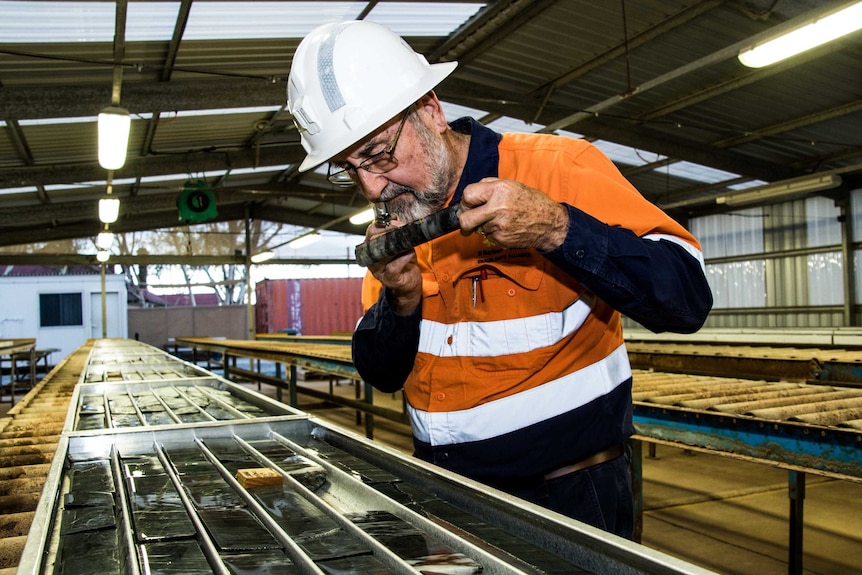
[255,278,364,335]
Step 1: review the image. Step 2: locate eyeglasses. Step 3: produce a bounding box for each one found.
[328,109,410,186]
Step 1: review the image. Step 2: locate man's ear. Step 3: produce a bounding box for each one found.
[418,91,447,133]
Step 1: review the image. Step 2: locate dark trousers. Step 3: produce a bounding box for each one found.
[508,449,634,539]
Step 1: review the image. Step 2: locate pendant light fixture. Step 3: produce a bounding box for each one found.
[96,231,114,250]
[98,106,131,170]
[99,196,120,223]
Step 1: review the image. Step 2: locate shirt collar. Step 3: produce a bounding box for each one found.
[450,117,501,204]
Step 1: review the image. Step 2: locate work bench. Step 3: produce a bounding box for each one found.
[172,336,402,440]
[0,338,39,404]
[172,335,862,575]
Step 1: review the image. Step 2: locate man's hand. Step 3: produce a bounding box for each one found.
[458,178,569,252]
[365,218,423,315]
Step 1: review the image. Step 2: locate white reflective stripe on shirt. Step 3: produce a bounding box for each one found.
[643,233,706,271]
[408,343,632,446]
[417,297,593,358]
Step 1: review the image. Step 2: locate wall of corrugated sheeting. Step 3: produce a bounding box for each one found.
[667,188,862,330]
[255,277,364,335]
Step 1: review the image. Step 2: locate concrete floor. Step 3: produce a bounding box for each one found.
[639,447,862,575]
[284,376,862,575]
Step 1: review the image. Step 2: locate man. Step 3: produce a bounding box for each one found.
[288,20,712,539]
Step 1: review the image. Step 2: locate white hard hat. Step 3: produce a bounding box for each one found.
[288,21,457,172]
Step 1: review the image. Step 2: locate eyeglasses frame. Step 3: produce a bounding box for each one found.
[327,108,410,185]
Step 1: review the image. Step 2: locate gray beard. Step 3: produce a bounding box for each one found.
[380,119,454,223]
[383,181,449,222]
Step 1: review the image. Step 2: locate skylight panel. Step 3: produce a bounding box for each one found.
[42,179,138,192]
[174,106,282,118]
[441,101,487,121]
[138,167,291,184]
[0,186,37,196]
[127,3,182,41]
[184,2,364,40]
[660,161,741,184]
[140,173,193,184]
[592,140,665,166]
[0,1,484,43]
[727,179,768,191]
[366,2,485,36]
[556,130,584,140]
[19,116,97,126]
[0,2,180,43]
[0,1,114,42]
[44,182,100,193]
[227,165,292,176]
[486,117,544,133]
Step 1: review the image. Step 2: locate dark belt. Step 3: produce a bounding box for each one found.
[544,444,625,481]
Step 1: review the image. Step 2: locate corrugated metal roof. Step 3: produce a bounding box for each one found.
[0,264,102,276]
[0,0,859,260]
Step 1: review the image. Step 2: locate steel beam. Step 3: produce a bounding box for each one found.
[633,403,862,481]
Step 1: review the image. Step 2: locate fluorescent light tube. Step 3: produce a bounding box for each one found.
[349,208,375,225]
[716,174,842,206]
[250,250,275,263]
[287,233,320,249]
[739,2,862,68]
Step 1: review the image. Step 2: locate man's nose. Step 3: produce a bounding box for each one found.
[355,169,388,201]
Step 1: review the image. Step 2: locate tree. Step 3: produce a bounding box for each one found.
[122,219,285,305]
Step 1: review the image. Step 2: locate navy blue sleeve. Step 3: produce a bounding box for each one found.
[351,289,422,392]
[543,204,713,333]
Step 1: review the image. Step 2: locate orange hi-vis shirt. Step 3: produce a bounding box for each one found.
[355,121,711,487]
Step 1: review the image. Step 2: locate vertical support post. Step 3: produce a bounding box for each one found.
[354,381,362,425]
[838,201,856,326]
[275,362,283,402]
[101,262,107,338]
[289,364,298,407]
[9,354,16,405]
[364,382,375,440]
[245,213,255,340]
[29,348,36,387]
[788,470,805,575]
[631,439,644,543]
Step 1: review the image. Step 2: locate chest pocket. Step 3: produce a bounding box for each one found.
[450,251,559,319]
[445,254,570,377]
